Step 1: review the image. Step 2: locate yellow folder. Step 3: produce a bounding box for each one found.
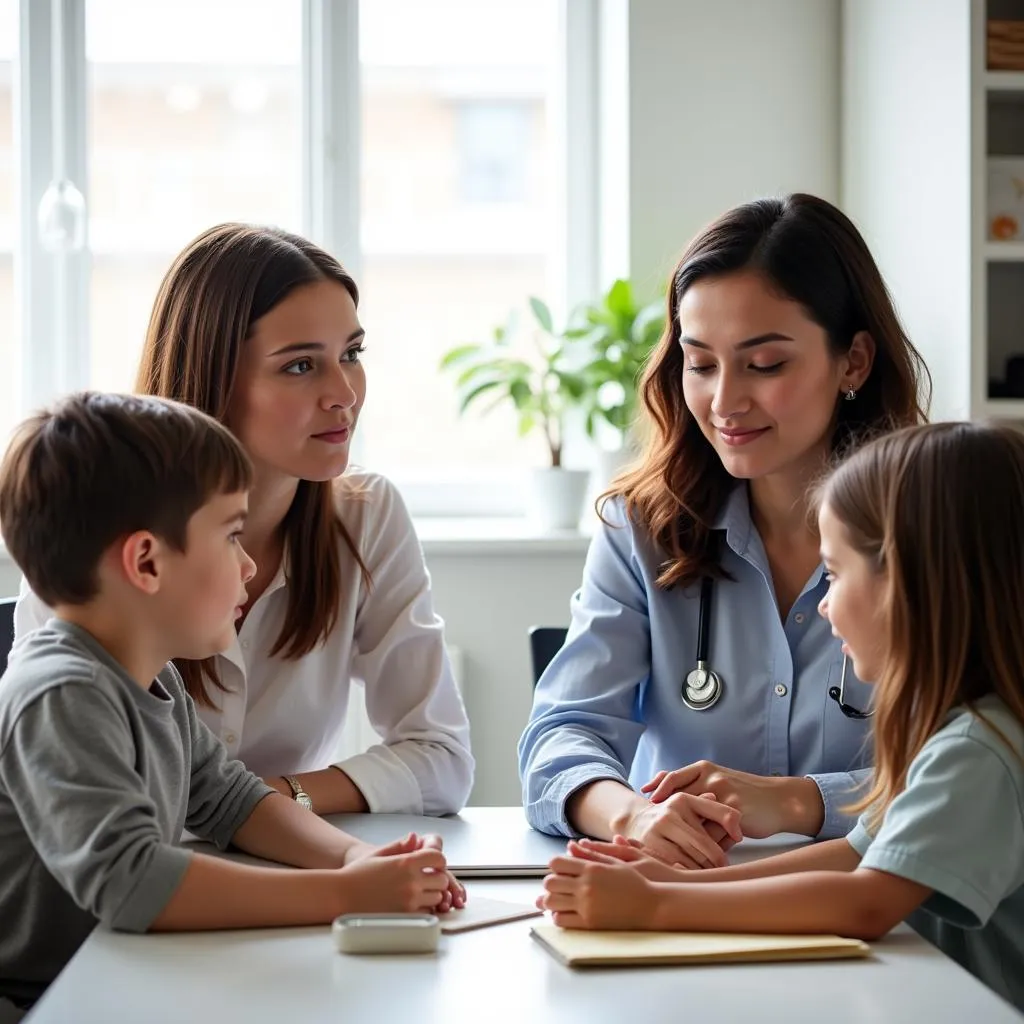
[530,924,871,967]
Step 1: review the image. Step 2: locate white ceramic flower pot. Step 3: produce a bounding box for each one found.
[528,468,590,532]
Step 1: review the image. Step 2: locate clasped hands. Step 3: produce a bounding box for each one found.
[536,760,784,926]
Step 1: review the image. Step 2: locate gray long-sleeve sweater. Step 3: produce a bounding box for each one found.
[0,620,272,1006]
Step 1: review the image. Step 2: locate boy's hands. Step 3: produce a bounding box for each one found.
[343,832,466,912]
[339,844,451,914]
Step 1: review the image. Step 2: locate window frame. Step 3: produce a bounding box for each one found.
[14,0,600,519]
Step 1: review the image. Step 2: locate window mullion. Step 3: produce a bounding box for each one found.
[16,0,89,416]
[302,0,361,278]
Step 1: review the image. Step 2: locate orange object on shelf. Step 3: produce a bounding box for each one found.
[992,215,1020,240]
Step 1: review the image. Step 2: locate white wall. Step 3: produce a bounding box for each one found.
[616,0,842,295]
[841,0,973,421]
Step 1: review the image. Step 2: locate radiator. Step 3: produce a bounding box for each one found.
[336,645,464,760]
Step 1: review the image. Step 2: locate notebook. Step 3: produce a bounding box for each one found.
[530,925,871,967]
[440,895,542,933]
[326,810,568,877]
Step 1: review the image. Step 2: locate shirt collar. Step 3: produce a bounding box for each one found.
[711,483,828,590]
[711,483,753,558]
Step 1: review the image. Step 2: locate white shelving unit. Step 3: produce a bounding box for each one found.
[975,1,1024,420]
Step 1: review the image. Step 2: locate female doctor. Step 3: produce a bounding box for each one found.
[518,194,930,866]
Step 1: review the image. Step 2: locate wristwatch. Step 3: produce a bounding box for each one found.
[282,775,313,811]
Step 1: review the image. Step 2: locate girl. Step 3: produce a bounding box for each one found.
[14,224,474,821]
[519,193,930,866]
[541,422,1024,1013]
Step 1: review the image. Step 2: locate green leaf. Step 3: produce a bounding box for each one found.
[517,412,537,437]
[457,379,505,414]
[605,279,633,317]
[509,377,534,410]
[438,343,482,370]
[529,297,554,334]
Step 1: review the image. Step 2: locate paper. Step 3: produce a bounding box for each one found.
[440,895,542,934]
[530,924,871,967]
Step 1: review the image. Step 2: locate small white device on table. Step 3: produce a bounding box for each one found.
[332,913,441,955]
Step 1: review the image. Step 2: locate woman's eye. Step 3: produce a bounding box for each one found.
[283,358,314,375]
[751,361,785,375]
[343,344,366,364]
[685,364,714,375]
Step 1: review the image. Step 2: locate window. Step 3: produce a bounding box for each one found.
[0,2,17,445]
[457,100,533,203]
[358,0,558,484]
[86,0,303,393]
[8,1,594,516]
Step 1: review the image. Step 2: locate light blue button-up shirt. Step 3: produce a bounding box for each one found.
[518,484,874,840]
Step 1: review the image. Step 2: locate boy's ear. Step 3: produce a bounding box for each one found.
[116,531,165,595]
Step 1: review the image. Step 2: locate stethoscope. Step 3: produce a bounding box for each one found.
[682,577,722,710]
[683,576,873,718]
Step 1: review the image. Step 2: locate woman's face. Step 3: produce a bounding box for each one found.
[679,270,867,483]
[226,279,366,484]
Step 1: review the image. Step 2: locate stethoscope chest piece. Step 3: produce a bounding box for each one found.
[683,662,722,710]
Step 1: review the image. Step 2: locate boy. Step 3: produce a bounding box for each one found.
[0,393,453,1012]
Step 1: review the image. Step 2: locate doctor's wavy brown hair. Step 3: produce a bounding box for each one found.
[605,193,930,589]
[819,422,1024,826]
[137,223,370,705]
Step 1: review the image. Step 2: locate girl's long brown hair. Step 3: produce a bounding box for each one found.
[608,193,931,589]
[137,223,371,705]
[821,422,1024,826]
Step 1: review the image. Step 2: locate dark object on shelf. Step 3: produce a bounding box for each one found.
[990,378,1011,399]
[1006,355,1024,398]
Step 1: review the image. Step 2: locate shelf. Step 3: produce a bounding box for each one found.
[978,399,1024,421]
[985,242,1024,261]
[986,71,1024,97]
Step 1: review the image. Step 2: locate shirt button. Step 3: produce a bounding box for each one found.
[224,732,237,745]
[240,639,250,650]
[794,613,805,624]
[774,683,788,697]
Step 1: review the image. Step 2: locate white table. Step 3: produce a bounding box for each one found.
[26,808,1023,1023]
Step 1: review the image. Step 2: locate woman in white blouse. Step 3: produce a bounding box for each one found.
[14,223,474,818]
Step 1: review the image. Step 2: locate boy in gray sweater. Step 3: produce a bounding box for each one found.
[0,393,455,1013]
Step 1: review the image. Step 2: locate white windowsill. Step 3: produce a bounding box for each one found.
[0,520,595,569]
[414,517,593,556]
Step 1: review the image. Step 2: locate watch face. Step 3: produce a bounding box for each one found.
[297,793,313,811]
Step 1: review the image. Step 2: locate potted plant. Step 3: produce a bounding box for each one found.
[438,297,593,530]
[571,279,666,485]
[439,280,666,529]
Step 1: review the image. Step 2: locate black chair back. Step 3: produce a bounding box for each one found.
[528,625,567,687]
[0,598,15,677]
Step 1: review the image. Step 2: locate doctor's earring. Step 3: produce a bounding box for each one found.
[844,385,857,402]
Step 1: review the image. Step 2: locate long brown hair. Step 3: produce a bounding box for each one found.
[821,422,1024,826]
[137,223,370,704]
[609,193,931,589]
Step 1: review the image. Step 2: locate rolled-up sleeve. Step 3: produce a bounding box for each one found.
[341,479,473,816]
[517,500,650,837]
[806,767,873,839]
[0,686,191,933]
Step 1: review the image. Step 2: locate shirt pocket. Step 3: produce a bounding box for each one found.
[821,657,874,772]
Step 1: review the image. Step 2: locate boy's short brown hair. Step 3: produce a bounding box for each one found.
[0,391,253,607]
